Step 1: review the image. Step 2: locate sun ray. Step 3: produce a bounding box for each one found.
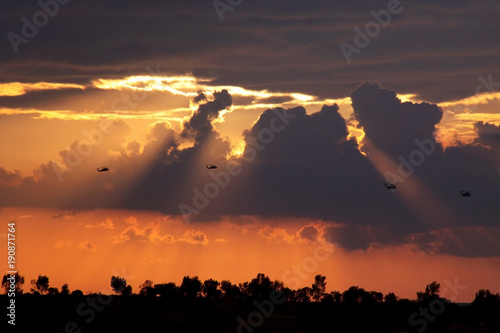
[361,137,458,228]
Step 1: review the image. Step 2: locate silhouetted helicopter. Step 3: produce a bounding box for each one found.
[206,164,217,169]
[459,190,471,197]
[97,167,109,172]
[384,183,396,190]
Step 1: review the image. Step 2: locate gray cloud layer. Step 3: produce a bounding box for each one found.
[1,0,499,102]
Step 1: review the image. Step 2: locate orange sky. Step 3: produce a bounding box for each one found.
[1,76,500,303]
[2,207,499,302]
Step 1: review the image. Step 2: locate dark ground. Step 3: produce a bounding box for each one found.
[2,294,500,333]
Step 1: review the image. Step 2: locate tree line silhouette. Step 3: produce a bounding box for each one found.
[2,271,500,306]
[2,272,500,332]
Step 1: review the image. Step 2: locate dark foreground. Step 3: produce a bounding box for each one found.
[2,294,500,333]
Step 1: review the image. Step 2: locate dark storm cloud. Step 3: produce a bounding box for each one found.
[0,89,233,211]
[350,83,500,226]
[203,102,421,227]
[474,122,500,146]
[298,225,318,241]
[0,167,22,186]
[411,227,500,257]
[181,90,232,142]
[1,0,499,103]
[205,82,499,254]
[0,88,190,112]
[324,225,401,252]
[351,82,443,157]
[0,88,88,110]
[1,83,500,256]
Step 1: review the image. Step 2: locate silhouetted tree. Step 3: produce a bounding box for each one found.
[311,275,326,302]
[139,280,155,297]
[60,284,70,296]
[123,285,132,296]
[417,281,440,302]
[473,289,499,305]
[296,287,312,302]
[384,292,398,303]
[154,282,178,299]
[471,288,500,327]
[1,272,25,294]
[370,291,383,303]
[71,289,84,299]
[31,275,49,294]
[342,286,371,304]
[243,273,282,300]
[321,291,342,303]
[202,278,221,299]
[110,276,132,296]
[220,280,241,300]
[280,287,296,302]
[180,276,202,299]
[48,287,59,295]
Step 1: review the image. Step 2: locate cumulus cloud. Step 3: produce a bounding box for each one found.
[1,83,500,257]
[257,226,295,244]
[182,90,232,142]
[179,228,208,245]
[113,220,174,245]
[474,121,500,147]
[351,82,443,158]
[0,168,22,186]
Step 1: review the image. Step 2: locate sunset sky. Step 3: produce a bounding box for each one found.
[1,0,500,302]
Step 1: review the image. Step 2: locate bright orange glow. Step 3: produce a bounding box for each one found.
[91,75,320,106]
[228,140,246,158]
[439,92,500,109]
[2,207,499,301]
[0,82,85,97]
[397,93,421,103]
[346,120,366,155]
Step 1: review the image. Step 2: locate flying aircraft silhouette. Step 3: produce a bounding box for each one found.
[384,183,396,190]
[97,167,109,172]
[459,190,471,197]
[206,164,217,169]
